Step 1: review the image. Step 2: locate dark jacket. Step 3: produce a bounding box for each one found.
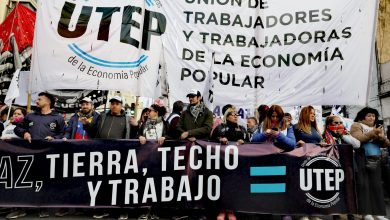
[64,111,101,139]
[211,121,246,142]
[176,105,213,139]
[166,112,181,139]
[0,122,4,138]
[14,111,65,139]
[95,110,130,139]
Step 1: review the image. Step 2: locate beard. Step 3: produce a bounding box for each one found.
[81,109,92,115]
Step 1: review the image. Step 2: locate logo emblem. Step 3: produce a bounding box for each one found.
[49,123,57,130]
[300,154,345,208]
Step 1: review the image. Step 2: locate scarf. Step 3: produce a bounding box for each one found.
[327,125,348,135]
[77,111,94,123]
[143,117,163,131]
[323,125,348,145]
[142,117,164,138]
[189,103,205,122]
[324,130,337,145]
[247,125,258,134]
[12,116,24,124]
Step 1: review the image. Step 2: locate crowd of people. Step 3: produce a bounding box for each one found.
[0,89,389,220]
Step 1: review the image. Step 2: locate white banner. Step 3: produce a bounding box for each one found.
[32,0,166,95]
[162,0,378,109]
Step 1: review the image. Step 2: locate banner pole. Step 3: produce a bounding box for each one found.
[27,93,32,113]
[27,0,40,113]
[135,96,139,119]
[6,103,12,121]
[366,0,380,106]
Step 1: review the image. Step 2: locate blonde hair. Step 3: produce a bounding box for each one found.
[223,108,236,123]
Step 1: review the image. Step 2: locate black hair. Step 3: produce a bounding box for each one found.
[222,104,233,115]
[354,107,379,124]
[0,107,12,117]
[14,107,27,116]
[150,104,167,117]
[172,101,184,114]
[38,92,55,108]
[141,108,150,116]
[257,104,269,124]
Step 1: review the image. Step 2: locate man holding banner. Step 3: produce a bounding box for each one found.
[13,92,65,218]
[15,92,65,143]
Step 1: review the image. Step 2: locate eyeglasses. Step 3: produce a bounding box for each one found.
[229,113,238,117]
[333,121,343,125]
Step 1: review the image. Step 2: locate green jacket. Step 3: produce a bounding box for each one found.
[176,106,213,139]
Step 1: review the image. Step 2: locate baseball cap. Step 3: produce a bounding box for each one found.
[80,97,92,103]
[186,89,201,97]
[109,96,123,103]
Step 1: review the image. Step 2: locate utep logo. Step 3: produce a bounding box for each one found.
[300,154,345,208]
[57,1,166,68]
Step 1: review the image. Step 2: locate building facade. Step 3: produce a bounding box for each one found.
[0,0,36,23]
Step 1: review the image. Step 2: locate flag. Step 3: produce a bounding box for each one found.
[4,68,20,105]
[0,4,35,53]
[331,105,343,116]
[203,52,215,110]
[4,34,23,105]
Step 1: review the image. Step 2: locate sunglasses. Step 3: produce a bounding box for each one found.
[333,121,343,125]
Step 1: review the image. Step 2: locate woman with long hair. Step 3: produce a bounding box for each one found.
[257,104,269,130]
[293,106,324,220]
[251,105,296,150]
[293,106,323,146]
[350,107,389,220]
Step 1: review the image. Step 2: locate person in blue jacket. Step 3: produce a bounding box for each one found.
[251,105,296,151]
[63,97,100,140]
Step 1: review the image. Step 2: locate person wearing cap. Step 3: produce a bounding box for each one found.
[176,89,213,141]
[93,96,132,219]
[63,97,101,140]
[57,98,100,217]
[95,96,131,139]
[15,92,65,143]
